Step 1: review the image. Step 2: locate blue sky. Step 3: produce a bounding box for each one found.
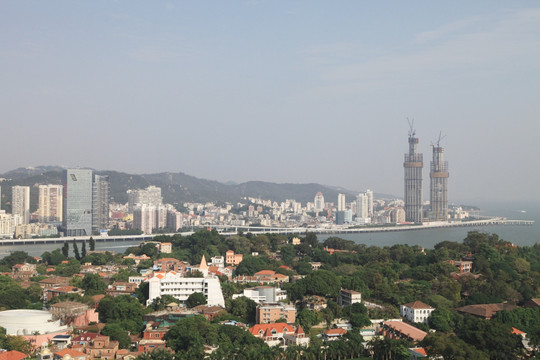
[1,1,539,202]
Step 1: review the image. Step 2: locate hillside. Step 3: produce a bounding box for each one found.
[0,166,391,211]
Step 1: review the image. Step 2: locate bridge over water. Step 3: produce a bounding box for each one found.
[0,218,533,247]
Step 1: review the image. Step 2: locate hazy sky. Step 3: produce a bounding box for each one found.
[2,1,539,202]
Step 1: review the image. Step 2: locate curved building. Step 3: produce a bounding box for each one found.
[0,309,69,336]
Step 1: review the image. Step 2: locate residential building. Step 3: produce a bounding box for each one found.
[380,320,427,343]
[248,323,296,347]
[147,271,225,307]
[232,286,287,303]
[355,193,368,221]
[256,302,296,324]
[38,184,63,223]
[11,263,37,280]
[283,325,310,347]
[12,186,30,225]
[455,303,517,319]
[400,301,434,324]
[127,186,163,213]
[337,194,346,211]
[106,282,138,297]
[0,210,14,237]
[63,169,93,236]
[314,192,325,212]
[445,260,472,273]
[92,174,109,233]
[322,328,347,341]
[338,289,362,306]
[225,250,243,265]
[365,189,374,217]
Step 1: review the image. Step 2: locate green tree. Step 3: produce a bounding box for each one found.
[62,242,69,258]
[227,296,257,324]
[89,236,96,251]
[421,332,489,360]
[186,292,206,308]
[80,273,107,296]
[101,323,131,349]
[97,295,144,333]
[73,239,81,260]
[81,241,87,259]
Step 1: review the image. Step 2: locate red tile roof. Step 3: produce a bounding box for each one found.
[402,301,433,309]
[0,351,27,360]
[248,323,295,336]
[455,303,517,319]
[323,328,347,336]
[383,321,427,342]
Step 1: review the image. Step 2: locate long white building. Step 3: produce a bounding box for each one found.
[147,271,225,307]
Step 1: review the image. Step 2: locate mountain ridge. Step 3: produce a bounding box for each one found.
[0,166,397,212]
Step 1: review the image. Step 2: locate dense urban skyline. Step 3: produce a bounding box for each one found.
[2,1,539,202]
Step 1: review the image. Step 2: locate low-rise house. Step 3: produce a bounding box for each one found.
[283,325,310,347]
[408,347,428,359]
[400,301,434,324]
[138,323,168,353]
[54,349,88,360]
[309,262,322,270]
[50,302,89,322]
[225,250,243,266]
[338,289,361,306]
[44,286,84,302]
[248,323,296,347]
[380,321,427,343]
[445,260,473,273]
[51,334,72,349]
[83,334,119,360]
[123,254,151,266]
[455,303,517,319]
[192,305,226,321]
[322,328,347,341]
[106,282,138,297]
[12,263,37,280]
[0,350,28,360]
[39,277,70,289]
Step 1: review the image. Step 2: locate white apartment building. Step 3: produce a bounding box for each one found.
[38,184,63,223]
[12,186,30,225]
[0,210,14,238]
[337,194,346,212]
[147,271,225,307]
[232,286,288,304]
[338,289,362,306]
[400,301,434,324]
[314,192,325,212]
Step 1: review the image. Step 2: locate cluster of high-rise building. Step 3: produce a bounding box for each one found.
[403,126,449,223]
[0,169,110,238]
[129,186,183,234]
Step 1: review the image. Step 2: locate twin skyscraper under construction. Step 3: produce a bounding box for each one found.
[403,125,449,223]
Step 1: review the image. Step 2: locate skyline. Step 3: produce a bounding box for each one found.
[2,1,540,202]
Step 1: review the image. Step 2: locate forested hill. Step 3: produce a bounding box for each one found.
[0,166,389,211]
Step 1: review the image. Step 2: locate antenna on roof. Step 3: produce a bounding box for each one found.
[407,118,416,137]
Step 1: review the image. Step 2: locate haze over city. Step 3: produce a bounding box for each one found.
[2,1,539,202]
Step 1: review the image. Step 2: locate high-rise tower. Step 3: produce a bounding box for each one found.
[430,136,449,221]
[63,169,93,236]
[92,174,110,232]
[12,186,30,225]
[404,123,423,223]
